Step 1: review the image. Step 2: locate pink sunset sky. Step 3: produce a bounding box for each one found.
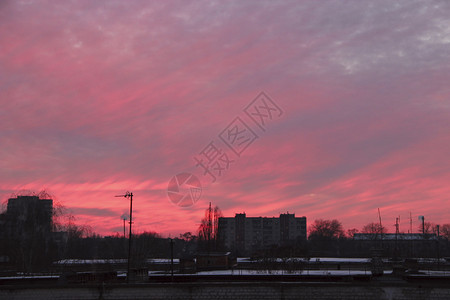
[1,0,449,237]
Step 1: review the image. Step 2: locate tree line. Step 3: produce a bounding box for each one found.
[1,195,450,274]
[309,219,450,239]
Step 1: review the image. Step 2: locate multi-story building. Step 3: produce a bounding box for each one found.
[218,213,306,255]
[4,195,53,237]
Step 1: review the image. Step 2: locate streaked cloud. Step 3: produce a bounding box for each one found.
[1,0,449,236]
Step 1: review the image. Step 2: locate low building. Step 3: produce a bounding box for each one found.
[353,233,440,258]
[218,213,306,255]
[196,252,234,271]
[354,233,437,241]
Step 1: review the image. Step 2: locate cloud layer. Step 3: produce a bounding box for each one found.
[1,0,449,236]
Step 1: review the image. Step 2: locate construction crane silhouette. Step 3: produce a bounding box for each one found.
[115,191,133,283]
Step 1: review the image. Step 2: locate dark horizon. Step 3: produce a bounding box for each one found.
[1,0,449,238]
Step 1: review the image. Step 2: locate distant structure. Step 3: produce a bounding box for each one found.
[218,213,307,255]
[354,233,437,241]
[196,252,235,271]
[0,195,57,271]
[4,195,53,237]
[353,233,439,258]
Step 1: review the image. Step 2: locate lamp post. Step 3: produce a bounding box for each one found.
[120,214,129,238]
[418,216,425,236]
[170,238,174,281]
[123,218,126,238]
[437,224,440,270]
[116,192,133,283]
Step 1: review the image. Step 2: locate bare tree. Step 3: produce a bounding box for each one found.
[362,222,386,234]
[347,228,359,239]
[309,219,345,240]
[418,222,436,234]
[133,231,161,265]
[179,232,196,242]
[440,224,450,240]
[197,203,222,251]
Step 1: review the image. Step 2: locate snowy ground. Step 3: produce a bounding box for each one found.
[147,269,395,276]
[54,258,180,264]
[410,270,450,276]
[237,257,370,263]
[0,275,59,280]
[4,269,450,280]
[55,257,447,265]
[195,269,371,276]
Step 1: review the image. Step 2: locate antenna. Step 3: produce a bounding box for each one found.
[410,212,412,234]
[378,208,382,230]
[115,191,133,283]
[394,217,400,260]
[395,217,399,235]
[378,208,384,245]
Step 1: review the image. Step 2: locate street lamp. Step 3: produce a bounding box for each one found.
[120,214,129,238]
[418,216,425,236]
[116,191,133,283]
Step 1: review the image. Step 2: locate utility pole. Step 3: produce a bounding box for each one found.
[123,218,126,238]
[409,212,412,235]
[419,216,425,236]
[378,208,383,251]
[121,214,128,239]
[437,224,440,270]
[394,217,399,260]
[418,215,425,259]
[116,192,133,283]
[208,202,212,253]
[170,238,174,281]
[409,212,413,258]
[422,216,425,236]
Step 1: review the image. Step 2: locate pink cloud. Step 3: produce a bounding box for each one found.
[1,1,449,236]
